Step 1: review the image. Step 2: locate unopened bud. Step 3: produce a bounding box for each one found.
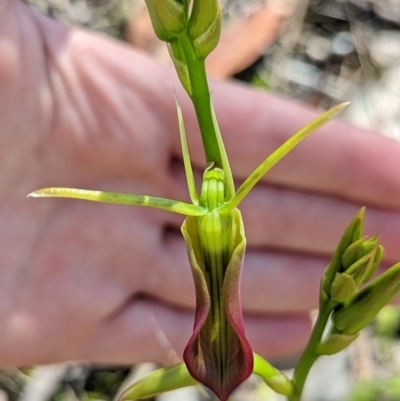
[316,333,359,356]
[345,248,377,285]
[330,273,358,303]
[145,0,186,42]
[342,236,379,270]
[362,244,384,283]
[188,0,222,58]
[320,208,365,303]
[333,262,400,335]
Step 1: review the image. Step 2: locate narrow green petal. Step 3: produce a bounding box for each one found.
[253,354,294,396]
[175,95,199,204]
[119,363,197,401]
[29,187,206,216]
[222,102,350,212]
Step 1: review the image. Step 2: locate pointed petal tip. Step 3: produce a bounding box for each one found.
[329,101,350,118]
[27,188,56,197]
[27,190,42,197]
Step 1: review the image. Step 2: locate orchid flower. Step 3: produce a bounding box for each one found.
[27,1,400,399]
[29,99,348,400]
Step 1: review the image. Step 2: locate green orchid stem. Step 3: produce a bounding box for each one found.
[177,32,223,167]
[289,300,336,401]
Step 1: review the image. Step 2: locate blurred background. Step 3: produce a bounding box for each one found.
[4,0,400,400]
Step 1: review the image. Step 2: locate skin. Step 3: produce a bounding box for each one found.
[1,0,400,367]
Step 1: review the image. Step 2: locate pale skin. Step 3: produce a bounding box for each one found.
[1,0,400,368]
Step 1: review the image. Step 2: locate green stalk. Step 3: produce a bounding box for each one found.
[288,301,336,401]
[177,32,223,167]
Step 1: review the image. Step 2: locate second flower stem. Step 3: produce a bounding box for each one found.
[288,300,336,401]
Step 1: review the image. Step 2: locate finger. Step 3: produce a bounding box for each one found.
[81,298,311,365]
[164,79,400,209]
[146,230,328,313]
[240,183,400,264]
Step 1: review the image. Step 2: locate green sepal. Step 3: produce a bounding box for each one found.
[321,207,364,304]
[253,354,294,396]
[330,273,358,303]
[188,0,222,59]
[316,333,359,356]
[145,0,186,42]
[333,262,400,335]
[28,188,206,216]
[223,102,350,214]
[119,363,197,401]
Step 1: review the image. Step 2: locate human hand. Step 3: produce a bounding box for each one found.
[1,0,400,367]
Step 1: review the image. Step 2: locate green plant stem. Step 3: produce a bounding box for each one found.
[288,300,336,401]
[177,32,223,167]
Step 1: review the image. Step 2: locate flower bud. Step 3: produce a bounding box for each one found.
[320,208,365,303]
[342,236,379,270]
[145,0,186,42]
[345,248,378,285]
[362,244,383,283]
[333,262,400,335]
[316,333,359,356]
[330,273,358,303]
[188,0,222,58]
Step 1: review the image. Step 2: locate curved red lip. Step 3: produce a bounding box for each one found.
[182,211,254,401]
